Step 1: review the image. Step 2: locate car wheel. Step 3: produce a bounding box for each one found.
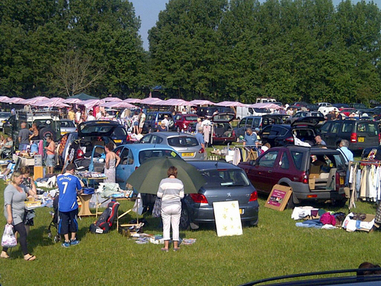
[248,218,258,227]
[39,127,56,140]
[180,205,190,230]
[286,193,296,209]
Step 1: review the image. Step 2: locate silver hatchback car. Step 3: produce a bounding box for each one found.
[140,132,205,160]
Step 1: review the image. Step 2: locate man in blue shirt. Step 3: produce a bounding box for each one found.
[195,127,205,149]
[337,139,354,164]
[58,163,82,248]
[243,128,258,148]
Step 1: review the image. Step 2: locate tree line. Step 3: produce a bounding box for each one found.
[0,0,380,105]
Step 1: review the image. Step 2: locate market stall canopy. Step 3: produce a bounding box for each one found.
[189,99,215,106]
[20,96,49,105]
[63,98,83,104]
[139,97,164,105]
[2,97,25,104]
[79,99,105,109]
[161,99,190,106]
[0,96,10,102]
[101,101,137,109]
[249,103,283,110]
[124,98,141,104]
[104,97,122,102]
[34,97,69,108]
[215,101,248,107]
[69,93,99,100]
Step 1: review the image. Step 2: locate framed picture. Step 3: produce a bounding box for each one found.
[264,184,292,211]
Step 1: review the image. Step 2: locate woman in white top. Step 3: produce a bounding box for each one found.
[157,166,184,252]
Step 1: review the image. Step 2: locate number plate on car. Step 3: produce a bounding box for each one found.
[239,208,244,214]
[182,153,194,157]
[340,177,344,185]
[358,137,365,142]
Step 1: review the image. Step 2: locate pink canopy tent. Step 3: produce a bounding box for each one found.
[2,97,25,104]
[124,98,141,103]
[139,97,164,105]
[101,101,137,109]
[20,96,49,105]
[0,96,10,103]
[104,97,122,102]
[79,99,106,109]
[63,98,84,104]
[189,99,214,106]
[215,101,248,107]
[34,98,69,108]
[161,99,190,106]
[249,103,282,109]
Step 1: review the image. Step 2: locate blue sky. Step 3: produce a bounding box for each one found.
[130,0,380,51]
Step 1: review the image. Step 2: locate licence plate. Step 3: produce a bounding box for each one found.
[182,153,194,157]
[358,137,364,142]
[340,177,344,185]
[114,139,122,143]
[239,208,244,214]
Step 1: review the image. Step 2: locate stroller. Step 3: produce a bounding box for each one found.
[47,194,61,243]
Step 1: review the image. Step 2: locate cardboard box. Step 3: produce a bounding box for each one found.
[309,178,315,189]
[343,214,375,232]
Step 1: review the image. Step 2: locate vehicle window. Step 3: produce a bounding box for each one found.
[140,135,152,143]
[261,126,272,136]
[280,152,290,169]
[174,115,181,121]
[258,151,278,167]
[333,154,346,168]
[147,114,155,120]
[61,121,75,127]
[330,122,341,134]
[113,127,127,137]
[150,136,163,144]
[168,136,198,147]
[120,148,133,165]
[246,118,253,128]
[357,123,378,135]
[201,169,250,187]
[238,118,246,128]
[270,126,288,136]
[114,146,123,157]
[184,116,197,121]
[253,118,261,127]
[291,151,304,170]
[319,123,331,134]
[139,149,180,164]
[341,122,354,133]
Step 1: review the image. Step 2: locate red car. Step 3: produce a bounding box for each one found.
[173,113,198,132]
[340,108,356,117]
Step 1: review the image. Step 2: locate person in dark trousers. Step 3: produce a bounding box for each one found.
[18,121,30,151]
[57,163,82,248]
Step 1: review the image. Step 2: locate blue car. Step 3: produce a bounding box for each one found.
[115,143,181,189]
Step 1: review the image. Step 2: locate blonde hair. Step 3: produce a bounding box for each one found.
[11,171,23,184]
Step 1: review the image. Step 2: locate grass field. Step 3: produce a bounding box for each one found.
[0,173,380,285]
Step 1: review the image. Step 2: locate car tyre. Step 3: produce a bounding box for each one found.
[286,193,296,209]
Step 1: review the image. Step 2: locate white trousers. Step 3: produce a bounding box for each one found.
[161,204,181,241]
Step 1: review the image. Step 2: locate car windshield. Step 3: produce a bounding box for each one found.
[80,124,114,134]
[139,149,180,164]
[201,169,250,188]
[61,121,75,127]
[184,116,197,121]
[168,136,198,147]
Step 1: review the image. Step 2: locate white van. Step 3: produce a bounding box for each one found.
[256,97,276,104]
[236,106,270,120]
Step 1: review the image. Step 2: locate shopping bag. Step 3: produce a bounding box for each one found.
[1,224,17,248]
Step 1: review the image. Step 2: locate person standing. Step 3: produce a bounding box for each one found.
[337,139,353,164]
[45,136,56,175]
[138,110,146,134]
[157,166,184,252]
[2,171,36,260]
[243,128,258,148]
[68,107,75,123]
[18,122,30,151]
[57,163,82,248]
[104,142,120,183]
[195,127,205,150]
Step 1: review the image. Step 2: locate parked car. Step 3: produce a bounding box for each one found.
[235,114,289,138]
[211,112,236,145]
[340,108,357,117]
[57,120,129,168]
[115,143,181,189]
[139,132,205,160]
[143,111,175,133]
[181,160,259,229]
[259,120,318,147]
[60,119,76,135]
[0,112,11,130]
[238,146,348,206]
[286,111,324,124]
[319,119,380,151]
[173,113,198,132]
[196,106,235,119]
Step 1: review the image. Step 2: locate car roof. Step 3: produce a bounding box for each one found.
[145,132,196,138]
[272,145,342,155]
[187,160,241,171]
[77,120,124,137]
[120,143,178,152]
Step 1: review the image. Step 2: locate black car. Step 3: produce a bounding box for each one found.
[259,120,317,147]
[319,119,380,151]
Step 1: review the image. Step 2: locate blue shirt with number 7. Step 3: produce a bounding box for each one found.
[57,173,82,212]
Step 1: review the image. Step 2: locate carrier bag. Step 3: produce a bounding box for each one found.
[1,224,17,248]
